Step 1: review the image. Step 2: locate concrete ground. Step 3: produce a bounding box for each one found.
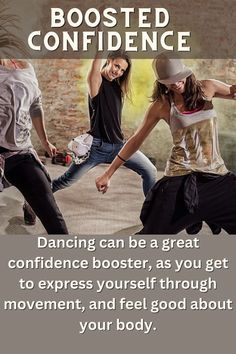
[0,161,225,235]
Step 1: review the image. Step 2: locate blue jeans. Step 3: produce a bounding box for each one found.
[52,138,157,196]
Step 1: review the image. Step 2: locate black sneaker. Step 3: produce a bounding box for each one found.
[23,202,36,225]
[186,222,203,234]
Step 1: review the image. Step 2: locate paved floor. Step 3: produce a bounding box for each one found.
[0,162,146,235]
[0,161,225,235]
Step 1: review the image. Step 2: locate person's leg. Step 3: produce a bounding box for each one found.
[120,150,157,196]
[5,154,68,234]
[186,222,203,235]
[138,176,200,234]
[52,138,106,193]
[52,158,97,193]
[23,201,37,225]
[22,138,113,226]
[199,173,236,234]
[186,222,221,235]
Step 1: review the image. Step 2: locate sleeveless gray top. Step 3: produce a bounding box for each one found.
[164,99,228,176]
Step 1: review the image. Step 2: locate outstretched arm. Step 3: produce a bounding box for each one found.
[202,79,236,99]
[95,101,162,193]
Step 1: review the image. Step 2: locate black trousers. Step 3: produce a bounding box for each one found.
[4,153,68,234]
[139,172,236,234]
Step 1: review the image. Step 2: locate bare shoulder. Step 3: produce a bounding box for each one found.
[150,96,170,122]
[15,59,31,69]
[200,79,215,97]
[201,79,220,89]
[201,79,231,98]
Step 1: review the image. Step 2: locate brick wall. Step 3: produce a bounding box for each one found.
[31,58,236,171]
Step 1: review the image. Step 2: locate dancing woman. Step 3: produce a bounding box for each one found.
[52,51,157,197]
[96,54,236,234]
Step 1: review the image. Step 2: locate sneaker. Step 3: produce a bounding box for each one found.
[186,222,203,234]
[23,202,36,225]
[186,222,221,235]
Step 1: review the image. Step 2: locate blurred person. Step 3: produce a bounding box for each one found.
[0,9,68,234]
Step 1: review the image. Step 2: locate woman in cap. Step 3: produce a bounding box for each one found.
[96,53,236,234]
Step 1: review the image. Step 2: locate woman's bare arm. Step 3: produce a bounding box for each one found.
[32,115,57,157]
[87,57,103,98]
[202,79,236,99]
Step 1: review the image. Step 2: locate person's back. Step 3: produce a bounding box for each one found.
[0,60,41,150]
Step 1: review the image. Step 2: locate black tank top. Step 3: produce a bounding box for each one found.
[88,76,124,143]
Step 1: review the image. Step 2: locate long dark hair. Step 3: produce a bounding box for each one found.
[151,74,206,110]
[103,50,132,101]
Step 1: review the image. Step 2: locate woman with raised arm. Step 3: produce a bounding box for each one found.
[52,51,157,196]
[96,54,236,234]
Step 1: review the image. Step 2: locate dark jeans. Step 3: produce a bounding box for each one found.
[4,153,68,234]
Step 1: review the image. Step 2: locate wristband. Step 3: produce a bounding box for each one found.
[117,154,127,163]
